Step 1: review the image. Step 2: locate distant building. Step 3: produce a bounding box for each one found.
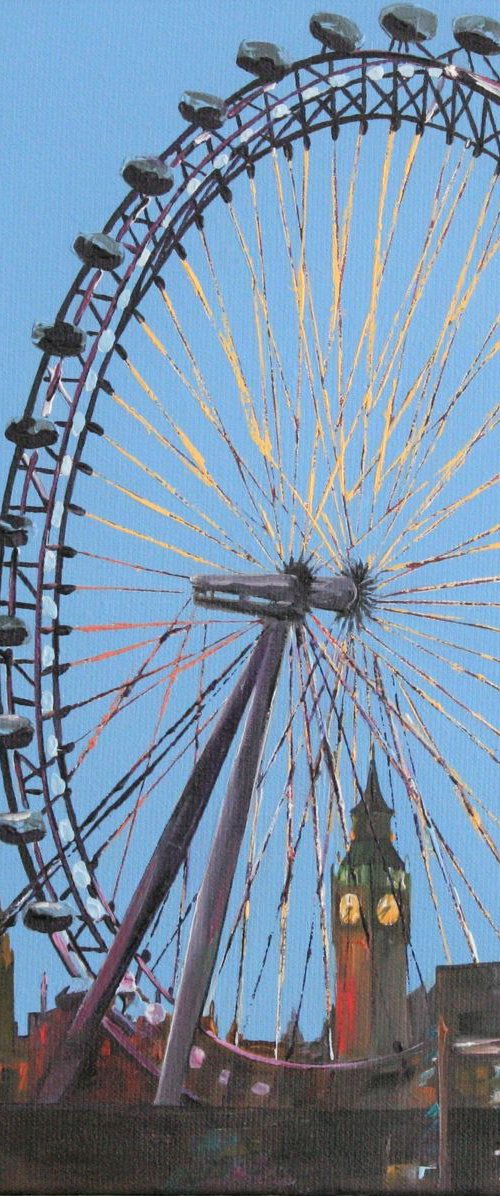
[0,917,28,1101]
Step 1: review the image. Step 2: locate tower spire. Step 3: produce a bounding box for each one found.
[355,749,392,814]
[349,752,401,864]
[40,971,48,1015]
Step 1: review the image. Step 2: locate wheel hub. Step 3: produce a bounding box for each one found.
[191,558,361,621]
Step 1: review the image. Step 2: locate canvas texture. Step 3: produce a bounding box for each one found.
[0,2,498,1192]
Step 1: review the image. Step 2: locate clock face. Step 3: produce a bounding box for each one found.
[339,892,361,926]
[376,894,400,925]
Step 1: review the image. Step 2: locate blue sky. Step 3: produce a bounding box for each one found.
[1,0,499,1045]
[0,0,473,399]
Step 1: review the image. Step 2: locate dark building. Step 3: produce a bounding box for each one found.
[0,918,28,1101]
[0,923,15,1058]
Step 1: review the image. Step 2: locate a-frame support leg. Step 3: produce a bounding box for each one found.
[38,625,275,1103]
[155,620,288,1105]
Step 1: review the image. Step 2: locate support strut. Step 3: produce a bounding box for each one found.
[155,619,289,1105]
[38,625,274,1104]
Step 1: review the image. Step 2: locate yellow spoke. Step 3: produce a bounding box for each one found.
[372,358,500,570]
[342,131,425,409]
[102,431,242,548]
[378,661,478,959]
[386,574,500,596]
[272,151,327,454]
[430,819,499,939]
[196,229,276,465]
[115,373,238,511]
[372,150,469,394]
[384,596,500,610]
[264,445,343,566]
[180,259,214,320]
[296,634,334,1056]
[324,129,363,390]
[355,213,498,520]
[311,615,500,869]
[374,662,452,962]
[136,312,217,429]
[247,177,288,489]
[392,676,500,871]
[85,511,220,568]
[341,146,469,504]
[402,398,500,540]
[271,148,351,554]
[91,471,258,565]
[228,195,294,419]
[378,179,498,516]
[411,472,500,545]
[359,130,397,492]
[381,604,500,636]
[282,152,354,548]
[110,375,275,567]
[152,277,282,559]
[354,325,499,559]
[364,625,500,761]
[381,518,500,583]
[371,614,500,697]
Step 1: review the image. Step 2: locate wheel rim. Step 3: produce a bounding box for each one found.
[1,43,499,1050]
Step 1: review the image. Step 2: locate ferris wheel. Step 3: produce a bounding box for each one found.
[0,5,499,1105]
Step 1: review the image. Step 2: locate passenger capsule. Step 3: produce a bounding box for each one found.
[0,811,46,845]
[0,715,35,750]
[178,91,227,130]
[32,321,87,358]
[73,233,125,271]
[0,616,29,648]
[5,417,58,450]
[23,901,73,933]
[236,40,289,83]
[309,12,364,53]
[121,157,174,196]
[379,4,437,42]
[453,15,500,56]
[0,514,33,549]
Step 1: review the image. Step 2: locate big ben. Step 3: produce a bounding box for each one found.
[332,751,410,1061]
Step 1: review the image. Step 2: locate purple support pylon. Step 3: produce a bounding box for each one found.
[154,619,289,1105]
[38,625,275,1104]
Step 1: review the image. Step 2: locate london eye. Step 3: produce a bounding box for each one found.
[0,4,499,1106]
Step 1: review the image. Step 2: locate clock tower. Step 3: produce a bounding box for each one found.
[332,752,410,1060]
